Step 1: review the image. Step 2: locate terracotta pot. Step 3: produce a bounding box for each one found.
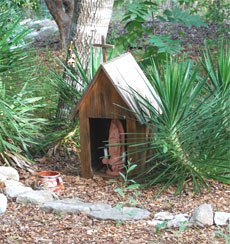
[37,171,64,192]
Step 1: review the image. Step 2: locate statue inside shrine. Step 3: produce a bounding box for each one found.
[102,119,125,176]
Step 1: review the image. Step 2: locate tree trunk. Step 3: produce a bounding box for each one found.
[70,0,114,69]
[44,0,74,48]
[56,0,114,119]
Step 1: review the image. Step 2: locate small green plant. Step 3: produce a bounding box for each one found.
[147,34,184,55]
[115,219,125,226]
[176,221,188,244]
[57,213,63,219]
[153,221,167,241]
[215,224,230,244]
[7,236,20,244]
[114,160,141,225]
[114,160,141,207]
[155,221,167,234]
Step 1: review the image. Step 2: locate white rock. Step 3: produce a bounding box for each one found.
[35,26,59,41]
[189,204,213,226]
[3,180,24,187]
[16,190,55,205]
[0,173,7,181]
[147,220,165,226]
[167,214,189,228]
[154,211,174,220]
[25,26,59,43]
[25,31,39,41]
[41,198,87,214]
[41,199,150,221]
[214,212,230,226]
[0,194,7,216]
[0,166,19,181]
[5,186,33,198]
[22,18,60,44]
[28,19,57,29]
[20,18,32,26]
[87,207,150,221]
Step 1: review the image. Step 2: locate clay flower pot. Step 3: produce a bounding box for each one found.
[37,171,64,192]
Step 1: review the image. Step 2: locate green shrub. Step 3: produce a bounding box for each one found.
[127,51,230,196]
[0,1,47,167]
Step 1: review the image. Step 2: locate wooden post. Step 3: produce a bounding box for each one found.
[93,36,114,63]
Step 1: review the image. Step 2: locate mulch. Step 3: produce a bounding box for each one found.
[1,144,230,244]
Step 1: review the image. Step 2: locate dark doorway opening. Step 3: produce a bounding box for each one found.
[89,118,126,172]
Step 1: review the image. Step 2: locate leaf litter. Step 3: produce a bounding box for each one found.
[1,143,230,243]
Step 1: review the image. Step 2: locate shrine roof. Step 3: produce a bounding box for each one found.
[71,52,161,123]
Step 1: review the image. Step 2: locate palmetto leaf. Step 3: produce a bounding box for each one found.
[125,54,230,196]
[202,42,230,94]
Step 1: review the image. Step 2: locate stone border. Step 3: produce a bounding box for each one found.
[1,167,230,226]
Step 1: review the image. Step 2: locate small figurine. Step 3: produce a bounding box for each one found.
[102,119,125,176]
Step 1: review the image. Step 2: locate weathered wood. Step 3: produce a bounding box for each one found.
[102,53,161,122]
[136,122,149,173]
[79,109,92,178]
[126,119,137,163]
[79,70,132,119]
[93,36,114,63]
[71,53,160,122]
[72,53,156,178]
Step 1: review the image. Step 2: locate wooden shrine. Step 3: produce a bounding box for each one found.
[71,53,160,178]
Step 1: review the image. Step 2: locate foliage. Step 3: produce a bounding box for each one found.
[176,221,188,243]
[52,46,102,116]
[202,42,230,95]
[194,0,230,39]
[114,160,140,207]
[112,1,157,55]
[215,224,230,244]
[3,0,39,10]
[160,8,207,28]
[44,46,104,149]
[179,0,230,24]
[201,42,230,140]
[0,1,47,166]
[0,2,32,47]
[112,0,207,58]
[147,34,184,55]
[125,48,230,196]
[202,0,230,23]
[114,160,141,226]
[114,0,133,8]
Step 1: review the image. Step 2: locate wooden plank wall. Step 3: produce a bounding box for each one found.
[79,69,149,178]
